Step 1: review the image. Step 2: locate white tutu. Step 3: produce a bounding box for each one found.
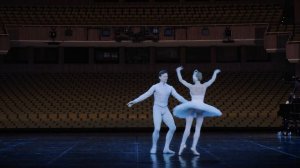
[173,95,222,118]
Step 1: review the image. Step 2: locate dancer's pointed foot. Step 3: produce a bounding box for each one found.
[178,144,186,155]
[191,148,200,155]
[150,147,157,154]
[163,148,175,154]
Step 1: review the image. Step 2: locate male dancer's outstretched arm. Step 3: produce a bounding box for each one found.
[127,86,155,107]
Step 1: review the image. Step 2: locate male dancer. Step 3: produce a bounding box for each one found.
[127,70,187,154]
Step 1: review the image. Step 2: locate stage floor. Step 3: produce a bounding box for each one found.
[0,132,299,168]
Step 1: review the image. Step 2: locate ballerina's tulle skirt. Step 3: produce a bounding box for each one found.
[173,101,222,118]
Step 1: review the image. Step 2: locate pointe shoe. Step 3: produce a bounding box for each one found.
[150,147,157,154]
[178,144,186,155]
[191,148,200,155]
[163,149,175,154]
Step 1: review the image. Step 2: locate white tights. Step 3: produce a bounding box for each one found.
[180,115,204,149]
[152,105,176,151]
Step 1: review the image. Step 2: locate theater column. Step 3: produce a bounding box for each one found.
[211,47,216,66]
[59,47,64,64]
[89,47,94,64]
[119,47,125,65]
[180,47,186,65]
[294,0,300,24]
[150,47,155,65]
[0,52,4,64]
[28,47,34,65]
[240,46,247,64]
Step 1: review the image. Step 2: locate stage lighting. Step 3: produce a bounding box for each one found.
[49,29,57,39]
[164,27,173,37]
[224,26,231,37]
[152,27,159,35]
[201,27,209,36]
[101,28,111,37]
[124,27,132,34]
[65,27,73,36]
[223,26,234,43]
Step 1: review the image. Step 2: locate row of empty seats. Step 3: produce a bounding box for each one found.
[292,25,300,42]
[0,72,290,128]
[268,24,300,42]
[0,24,6,34]
[269,24,294,33]
[0,3,282,25]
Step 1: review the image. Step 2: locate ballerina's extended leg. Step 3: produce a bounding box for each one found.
[179,116,193,155]
[191,116,203,155]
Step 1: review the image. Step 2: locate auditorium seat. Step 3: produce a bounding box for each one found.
[0,72,290,128]
[0,3,282,25]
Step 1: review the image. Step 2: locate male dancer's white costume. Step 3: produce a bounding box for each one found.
[128,71,187,154]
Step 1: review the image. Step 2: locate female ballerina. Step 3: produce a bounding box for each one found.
[174,66,222,155]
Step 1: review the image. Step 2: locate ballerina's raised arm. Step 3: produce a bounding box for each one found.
[203,69,221,87]
[176,66,193,88]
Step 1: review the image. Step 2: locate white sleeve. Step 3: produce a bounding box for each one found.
[171,87,188,103]
[132,85,155,103]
